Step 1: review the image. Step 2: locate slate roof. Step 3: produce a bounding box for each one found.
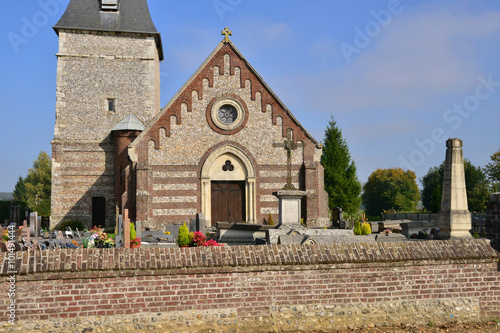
[53,0,163,60]
[112,114,145,132]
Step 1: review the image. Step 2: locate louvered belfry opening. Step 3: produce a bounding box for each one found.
[101,0,118,11]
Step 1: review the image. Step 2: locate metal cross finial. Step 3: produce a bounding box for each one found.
[221,27,232,43]
[273,129,303,191]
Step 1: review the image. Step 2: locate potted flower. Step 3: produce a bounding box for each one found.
[384,229,392,236]
[130,237,141,248]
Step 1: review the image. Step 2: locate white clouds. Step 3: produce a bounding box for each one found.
[283,5,500,116]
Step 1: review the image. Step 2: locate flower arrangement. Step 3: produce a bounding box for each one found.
[87,226,115,248]
[130,237,141,247]
[2,228,9,241]
[190,231,223,247]
[384,229,392,236]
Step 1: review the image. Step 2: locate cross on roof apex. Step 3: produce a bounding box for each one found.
[221,27,232,43]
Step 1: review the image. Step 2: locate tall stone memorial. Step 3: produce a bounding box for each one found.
[438,138,472,239]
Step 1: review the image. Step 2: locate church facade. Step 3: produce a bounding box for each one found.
[50,0,329,230]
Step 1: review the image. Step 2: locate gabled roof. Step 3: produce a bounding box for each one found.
[132,39,320,149]
[112,114,145,132]
[53,0,163,60]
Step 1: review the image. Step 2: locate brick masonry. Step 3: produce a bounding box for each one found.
[1,240,499,332]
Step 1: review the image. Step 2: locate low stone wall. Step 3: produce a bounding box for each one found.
[0,240,499,332]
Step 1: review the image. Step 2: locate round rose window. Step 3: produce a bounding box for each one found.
[217,104,238,124]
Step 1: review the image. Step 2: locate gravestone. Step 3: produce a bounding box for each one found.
[21,226,30,243]
[196,213,206,235]
[36,216,41,237]
[29,212,38,237]
[135,220,142,240]
[123,209,130,249]
[438,138,472,239]
[115,215,123,248]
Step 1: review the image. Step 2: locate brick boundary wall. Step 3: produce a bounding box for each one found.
[1,240,499,332]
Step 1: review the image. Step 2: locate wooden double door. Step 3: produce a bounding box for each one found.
[211,181,246,225]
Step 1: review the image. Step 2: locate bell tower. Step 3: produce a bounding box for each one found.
[50,0,163,229]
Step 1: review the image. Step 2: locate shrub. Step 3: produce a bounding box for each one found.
[361,221,372,235]
[57,219,85,231]
[353,220,362,235]
[177,223,190,246]
[268,214,274,226]
[130,222,136,240]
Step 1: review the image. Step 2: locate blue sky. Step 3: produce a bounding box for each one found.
[1,0,500,192]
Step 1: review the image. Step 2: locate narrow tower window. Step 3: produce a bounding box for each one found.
[107,98,116,112]
[101,0,119,11]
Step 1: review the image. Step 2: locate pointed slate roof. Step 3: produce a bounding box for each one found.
[132,38,320,149]
[53,0,163,60]
[112,114,145,132]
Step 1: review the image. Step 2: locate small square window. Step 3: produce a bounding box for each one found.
[107,98,116,112]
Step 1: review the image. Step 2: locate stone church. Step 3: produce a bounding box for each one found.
[50,0,329,230]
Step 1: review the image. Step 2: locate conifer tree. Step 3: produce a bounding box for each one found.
[320,116,362,217]
[13,176,28,202]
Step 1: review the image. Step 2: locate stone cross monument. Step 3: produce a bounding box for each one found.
[272,129,306,227]
[438,138,472,239]
[273,128,303,191]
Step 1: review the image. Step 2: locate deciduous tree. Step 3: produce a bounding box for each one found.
[362,168,420,216]
[421,160,490,213]
[13,151,52,218]
[320,116,362,216]
[485,149,500,189]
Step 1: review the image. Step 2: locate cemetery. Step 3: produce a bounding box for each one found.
[0,138,500,332]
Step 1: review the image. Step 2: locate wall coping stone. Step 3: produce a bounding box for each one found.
[1,240,498,278]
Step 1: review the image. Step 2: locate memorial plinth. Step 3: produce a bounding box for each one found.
[267,190,374,244]
[275,190,307,227]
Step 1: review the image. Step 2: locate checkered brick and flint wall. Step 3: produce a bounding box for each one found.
[1,240,499,332]
[51,30,161,229]
[132,43,329,228]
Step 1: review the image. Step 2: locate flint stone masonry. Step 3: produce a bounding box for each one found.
[51,29,161,229]
[1,240,498,332]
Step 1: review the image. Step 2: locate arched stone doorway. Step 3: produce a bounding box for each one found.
[201,145,256,226]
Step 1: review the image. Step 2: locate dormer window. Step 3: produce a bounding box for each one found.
[101,0,118,11]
